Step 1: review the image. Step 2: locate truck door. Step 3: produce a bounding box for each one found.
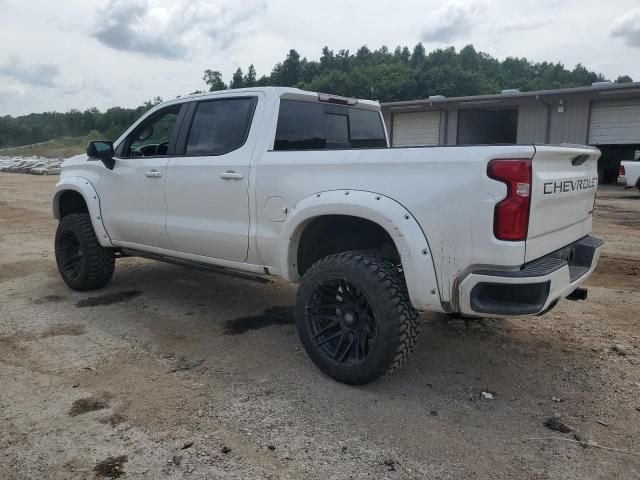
[164,93,263,262]
[99,104,185,250]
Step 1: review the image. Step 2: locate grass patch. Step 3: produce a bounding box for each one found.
[0,132,104,159]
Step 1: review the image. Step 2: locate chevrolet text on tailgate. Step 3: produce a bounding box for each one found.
[52,87,603,385]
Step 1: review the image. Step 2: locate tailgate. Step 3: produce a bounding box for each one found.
[526,145,600,262]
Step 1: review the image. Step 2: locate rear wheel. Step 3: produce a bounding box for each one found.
[55,213,115,291]
[295,252,419,385]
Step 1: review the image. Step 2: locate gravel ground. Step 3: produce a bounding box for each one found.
[1,173,639,479]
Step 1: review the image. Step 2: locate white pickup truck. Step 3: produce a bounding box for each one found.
[619,161,640,192]
[53,87,603,384]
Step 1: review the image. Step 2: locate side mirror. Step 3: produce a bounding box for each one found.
[87,140,115,170]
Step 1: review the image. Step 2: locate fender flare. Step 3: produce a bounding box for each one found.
[52,176,113,248]
[279,189,443,312]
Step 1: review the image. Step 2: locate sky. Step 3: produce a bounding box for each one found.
[1,0,639,116]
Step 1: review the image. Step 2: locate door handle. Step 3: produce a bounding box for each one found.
[145,170,162,178]
[219,170,244,180]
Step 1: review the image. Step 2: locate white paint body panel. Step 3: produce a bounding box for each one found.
[98,156,174,250]
[275,190,442,311]
[526,146,599,262]
[53,87,601,316]
[620,161,640,189]
[164,92,267,262]
[52,169,113,248]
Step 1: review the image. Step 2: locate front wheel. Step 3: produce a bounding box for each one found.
[295,252,419,385]
[55,213,115,291]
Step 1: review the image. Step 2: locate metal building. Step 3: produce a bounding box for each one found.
[381,81,640,182]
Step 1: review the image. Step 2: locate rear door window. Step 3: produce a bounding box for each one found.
[185,97,256,156]
[274,100,386,150]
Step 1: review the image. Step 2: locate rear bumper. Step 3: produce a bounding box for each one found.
[458,235,603,317]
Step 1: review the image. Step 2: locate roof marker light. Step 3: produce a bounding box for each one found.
[318,93,358,106]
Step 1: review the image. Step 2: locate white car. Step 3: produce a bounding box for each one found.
[25,162,47,173]
[31,165,61,175]
[52,87,603,384]
[1,160,19,171]
[619,161,640,192]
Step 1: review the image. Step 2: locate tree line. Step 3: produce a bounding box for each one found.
[0,98,162,149]
[205,44,633,99]
[1,44,633,148]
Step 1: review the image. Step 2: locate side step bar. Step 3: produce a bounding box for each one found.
[120,248,272,284]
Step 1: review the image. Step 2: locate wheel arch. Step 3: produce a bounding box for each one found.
[279,190,444,312]
[52,177,113,247]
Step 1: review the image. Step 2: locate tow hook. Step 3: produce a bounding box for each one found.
[567,288,588,301]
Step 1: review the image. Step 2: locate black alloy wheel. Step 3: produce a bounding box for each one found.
[55,213,115,291]
[305,276,379,367]
[57,229,84,281]
[296,252,419,385]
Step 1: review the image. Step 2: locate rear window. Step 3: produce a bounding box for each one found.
[185,97,255,156]
[274,100,386,151]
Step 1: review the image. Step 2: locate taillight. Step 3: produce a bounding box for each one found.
[487,159,532,241]
[619,165,626,176]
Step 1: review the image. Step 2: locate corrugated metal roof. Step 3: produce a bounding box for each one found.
[381,82,640,108]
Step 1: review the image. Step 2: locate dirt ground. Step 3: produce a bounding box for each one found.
[1,173,639,480]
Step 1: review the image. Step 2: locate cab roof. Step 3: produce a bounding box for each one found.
[160,87,381,112]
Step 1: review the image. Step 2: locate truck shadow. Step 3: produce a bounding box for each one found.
[88,259,613,414]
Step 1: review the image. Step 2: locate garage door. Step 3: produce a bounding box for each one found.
[392,112,441,146]
[589,99,640,145]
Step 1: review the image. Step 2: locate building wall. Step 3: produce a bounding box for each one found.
[383,92,639,147]
[516,100,548,143]
[548,96,591,145]
[438,110,448,144]
[446,108,458,145]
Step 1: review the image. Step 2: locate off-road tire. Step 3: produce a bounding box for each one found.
[55,213,115,291]
[295,252,419,385]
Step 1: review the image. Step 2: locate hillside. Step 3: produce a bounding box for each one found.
[0,132,103,159]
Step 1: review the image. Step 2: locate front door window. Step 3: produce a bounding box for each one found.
[125,107,180,157]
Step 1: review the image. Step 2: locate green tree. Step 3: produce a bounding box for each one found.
[142,97,163,109]
[256,75,271,86]
[230,68,245,89]
[244,65,257,87]
[273,49,301,86]
[400,46,411,64]
[104,125,123,141]
[356,46,372,63]
[459,45,480,71]
[411,43,426,66]
[203,69,227,91]
[616,75,633,83]
[320,46,334,70]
